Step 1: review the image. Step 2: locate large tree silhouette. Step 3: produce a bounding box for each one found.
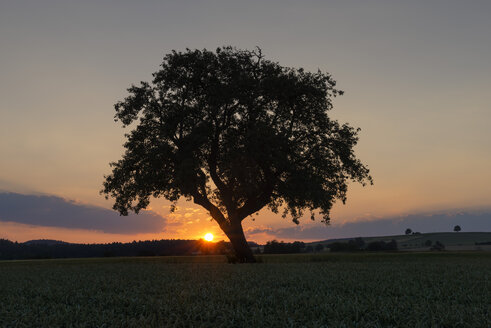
[102,47,372,262]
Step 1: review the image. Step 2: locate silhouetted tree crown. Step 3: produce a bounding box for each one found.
[405,228,412,235]
[454,225,461,232]
[102,46,372,262]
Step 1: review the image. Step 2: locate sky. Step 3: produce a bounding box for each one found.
[1,0,490,244]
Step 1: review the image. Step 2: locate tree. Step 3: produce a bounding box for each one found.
[263,240,305,254]
[454,225,461,232]
[102,47,372,262]
[431,241,445,251]
[354,237,365,248]
[405,228,412,235]
[367,239,397,251]
[327,240,362,252]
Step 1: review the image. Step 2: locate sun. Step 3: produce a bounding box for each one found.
[204,233,214,242]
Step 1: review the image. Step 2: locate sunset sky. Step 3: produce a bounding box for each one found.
[1,0,490,244]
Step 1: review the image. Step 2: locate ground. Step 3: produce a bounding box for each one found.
[1,252,490,327]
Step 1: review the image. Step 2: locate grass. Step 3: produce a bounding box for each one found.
[1,252,490,327]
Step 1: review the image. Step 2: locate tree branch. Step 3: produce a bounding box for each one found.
[208,128,236,217]
[191,173,230,230]
[236,185,274,220]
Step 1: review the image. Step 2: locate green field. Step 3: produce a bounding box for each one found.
[1,253,490,327]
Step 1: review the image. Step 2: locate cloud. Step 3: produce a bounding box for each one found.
[247,211,491,241]
[244,226,274,235]
[0,192,166,234]
[0,179,34,194]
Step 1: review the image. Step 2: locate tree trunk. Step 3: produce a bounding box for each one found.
[224,222,256,263]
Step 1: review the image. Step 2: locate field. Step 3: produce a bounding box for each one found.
[309,232,491,251]
[1,252,490,327]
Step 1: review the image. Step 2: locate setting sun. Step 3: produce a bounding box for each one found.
[204,233,214,242]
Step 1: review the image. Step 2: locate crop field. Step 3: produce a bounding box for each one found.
[1,252,490,327]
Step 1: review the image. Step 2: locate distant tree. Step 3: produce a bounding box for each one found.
[263,240,305,254]
[454,225,461,232]
[367,240,398,251]
[328,240,362,252]
[367,241,384,251]
[431,241,445,251]
[102,46,372,262]
[263,240,279,254]
[405,228,412,235]
[291,241,306,253]
[354,237,365,248]
[215,240,232,254]
[387,239,398,251]
[424,240,432,247]
[305,245,314,253]
[315,243,324,252]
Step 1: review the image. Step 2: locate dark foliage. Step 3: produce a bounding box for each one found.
[328,238,366,252]
[328,240,360,252]
[366,240,398,251]
[101,46,372,262]
[454,225,461,232]
[0,238,229,260]
[353,237,366,248]
[431,241,445,251]
[263,240,306,254]
[405,228,412,235]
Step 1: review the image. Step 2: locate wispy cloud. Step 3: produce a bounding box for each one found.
[0,192,166,234]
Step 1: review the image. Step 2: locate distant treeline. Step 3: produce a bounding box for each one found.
[262,238,398,254]
[263,240,307,254]
[0,236,405,260]
[0,239,258,260]
[328,238,398,252]
[327,238,366,252]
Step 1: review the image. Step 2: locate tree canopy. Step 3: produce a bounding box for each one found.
[102,46,372,262]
